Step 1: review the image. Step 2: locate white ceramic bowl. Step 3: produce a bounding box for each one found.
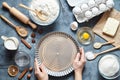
[29,0,60,26]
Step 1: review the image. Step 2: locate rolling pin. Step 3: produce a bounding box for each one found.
[2,2,37,29]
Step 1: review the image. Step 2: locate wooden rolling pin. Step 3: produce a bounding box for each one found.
[2,2,37,29]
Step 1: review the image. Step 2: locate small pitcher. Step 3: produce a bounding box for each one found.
[1,36,19,50]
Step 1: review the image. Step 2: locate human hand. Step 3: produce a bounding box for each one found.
[34,59,48,80]
[73,47,86,74]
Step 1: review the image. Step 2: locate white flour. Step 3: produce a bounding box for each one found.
[99,55,119,76]
[30,0,60,25]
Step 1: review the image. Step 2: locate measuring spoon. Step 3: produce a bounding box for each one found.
[19,3,49,21]
[0,15,28,38]
[93,40,115,49]
[86,45,120,60]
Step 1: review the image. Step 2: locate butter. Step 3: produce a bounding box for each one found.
[103,17,120,37]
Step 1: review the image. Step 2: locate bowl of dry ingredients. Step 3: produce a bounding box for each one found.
[98,54,120,79]
[29,0,60,26]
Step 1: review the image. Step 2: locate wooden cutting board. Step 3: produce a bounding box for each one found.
[93,9,120,47]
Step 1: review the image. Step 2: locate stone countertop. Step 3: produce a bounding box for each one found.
[0,0,120,80]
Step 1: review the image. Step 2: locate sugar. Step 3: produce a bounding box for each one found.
[99,55,119,76]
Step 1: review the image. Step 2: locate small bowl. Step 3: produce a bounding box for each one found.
[15,51,30,67]
[98,54,120,79]
[77,27,94,45]
[29,0,61,26]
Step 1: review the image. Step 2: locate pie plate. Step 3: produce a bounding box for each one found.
[36,32,79,76]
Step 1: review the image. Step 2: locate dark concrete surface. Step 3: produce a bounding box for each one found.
[0,0,120,80]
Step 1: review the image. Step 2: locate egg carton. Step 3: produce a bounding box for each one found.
[67,0,114,23]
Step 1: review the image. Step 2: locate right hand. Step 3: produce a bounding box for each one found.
[73,47,86,73]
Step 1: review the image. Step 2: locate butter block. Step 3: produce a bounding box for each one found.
[103,17,120,37]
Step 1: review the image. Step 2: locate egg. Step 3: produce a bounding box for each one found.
[70,21,78,31]
[99,4,107,11]
[92,7,99,15]
[72,6,82,15]
[106,0,114,8]
[82,32,90,40]
[88,0,96,7]
[81,4,89,11]
[95,0,102,4]
[85,11,92,18]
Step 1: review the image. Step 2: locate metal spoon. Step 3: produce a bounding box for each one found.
[0,15,28,37]
[86,45,120,60]
[19,3,49,21]
[93,40,115,49]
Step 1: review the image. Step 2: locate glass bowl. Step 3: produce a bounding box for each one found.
[15,51,30,67]
[77,27,95,45]
[98,54,120,79]
[29,0,61,26]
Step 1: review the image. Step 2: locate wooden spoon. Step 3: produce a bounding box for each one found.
[0,15,28,37]
[93,40,115,49]
[86,45,120,60]
[19,3,49,21]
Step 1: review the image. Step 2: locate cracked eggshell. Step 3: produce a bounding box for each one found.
[72,6,82,15]
[85,10,93,18]
[92,7,99,15]
[106,0,114,8]
[81,4,89,11]
[99,4,107,11]
[70,21,78,31]
[88,0,96,7]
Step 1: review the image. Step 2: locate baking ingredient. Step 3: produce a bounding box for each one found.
[31,32,36,38]
[92,7,99,15]
[21,38,31,49]
[27,74,31,79]
[72,6,82,15]
[99,55,120,77]
[103,18,120,37]
[30,0,60,25]
[85,51,94,60]
[70,21,78,31]
[85,11,92,18]
[81,4,89,11]
[29,67,33,72]
[88,0,96,7]
[106,0,114,8]
[32,39,35,43]
[5,40,17,50]
[95,0,101,4]
[82,32,90,40]
[99,4,107,11]
[93,42,102,49]
[18,68,29,80]
[8,65,19,77]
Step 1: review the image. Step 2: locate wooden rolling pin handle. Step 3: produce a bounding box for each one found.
[2,2,11,10]
[28,21,37,29]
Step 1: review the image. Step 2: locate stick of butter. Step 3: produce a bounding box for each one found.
[103,17,120,37]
